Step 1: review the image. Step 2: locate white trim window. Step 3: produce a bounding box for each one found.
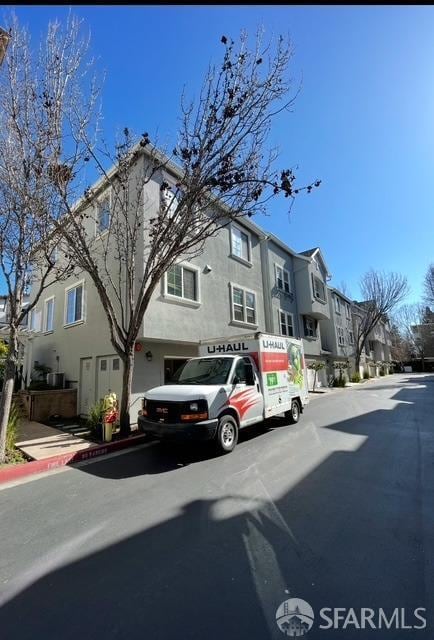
[29,308,42,332]
[231,284,256,325]
[161,183,182,219]
[279,310,294,337]
[304,316,317,338]
[313,276,326,302]
[275,265,291,294]
[345,302,351,319]
[348,330,354,344]
[165,264,200,303]
[65,281,84,326]
[97,196,111,234]
[334,296,341,314]
[44,297,55,333]
[337,326,345,346]
[230,225,251,264]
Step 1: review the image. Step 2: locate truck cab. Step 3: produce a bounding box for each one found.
[137,332,309,454]
[138,354,264,453]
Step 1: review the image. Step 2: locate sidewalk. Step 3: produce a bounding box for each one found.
[16,419,94,461]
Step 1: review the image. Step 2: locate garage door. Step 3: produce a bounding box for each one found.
[97,355,122,403]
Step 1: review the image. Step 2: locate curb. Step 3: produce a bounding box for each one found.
[0,433,149,485]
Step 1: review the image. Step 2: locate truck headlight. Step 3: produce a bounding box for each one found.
[189,402,199,412]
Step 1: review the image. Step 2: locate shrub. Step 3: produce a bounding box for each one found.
[379,369,385,376]
[351,372,361,383]
[87,400,104,435]
[333,377,346,388]
[363,371,370,380]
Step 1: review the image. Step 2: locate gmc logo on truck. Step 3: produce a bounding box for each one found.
[207,343,248,353]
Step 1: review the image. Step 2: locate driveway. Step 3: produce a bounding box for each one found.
[0,373,433,639]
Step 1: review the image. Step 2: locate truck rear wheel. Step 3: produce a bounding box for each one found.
[216,415,238,454]
[286,399,300,425]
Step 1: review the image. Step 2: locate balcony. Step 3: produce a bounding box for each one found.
[294,267,330,320]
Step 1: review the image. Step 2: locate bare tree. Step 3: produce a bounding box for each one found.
[0,14,99,462]
[352,270,409,373]
[423,264,434,307]
[55,30,320,435]
[388,321,411,364]
[394,303,434,371]
[337,280,352,299]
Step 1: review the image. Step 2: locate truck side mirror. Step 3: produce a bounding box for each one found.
[232,375,240,386]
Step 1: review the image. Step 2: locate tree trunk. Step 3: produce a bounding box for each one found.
[355,352,361,376]
[119,349,134,437]
[0,327,19,463]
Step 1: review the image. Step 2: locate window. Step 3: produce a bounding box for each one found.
[231,285,256,325]
[97,198,111,234]
[337,327,345,346]
[161,184,181,219]
[100,359,107,371]
[279,310,294,337]
[165,264,199,302]
[65,282,84,325]
[44,297,55,332]
[345,303,351,319]
[112,358,120,371]
[313,276,326,302]
[334,296,341,314]
[348,330,354,344]
[29,308,42,332]
[276,265,291,294]
[304,316,316,338]
[230,225,251,263]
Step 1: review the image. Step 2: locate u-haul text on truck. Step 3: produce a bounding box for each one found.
[138,333,309,453]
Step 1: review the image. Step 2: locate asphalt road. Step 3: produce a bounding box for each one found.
[0,373,433,640]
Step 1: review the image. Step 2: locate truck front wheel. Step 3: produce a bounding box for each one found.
[286,399,300,425]
[216,415,238,454]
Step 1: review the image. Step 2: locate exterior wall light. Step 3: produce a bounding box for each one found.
[145,350,153,362]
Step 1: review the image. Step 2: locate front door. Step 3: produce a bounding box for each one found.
[229,358,264,427]
[79,357,93,416]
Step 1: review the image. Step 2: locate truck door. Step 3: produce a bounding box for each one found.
[229,357,264,427]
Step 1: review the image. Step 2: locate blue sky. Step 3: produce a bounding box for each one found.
[5,5,434,303]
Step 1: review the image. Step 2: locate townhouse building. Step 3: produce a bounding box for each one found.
[351,303,392,377]
[22,144,391,418]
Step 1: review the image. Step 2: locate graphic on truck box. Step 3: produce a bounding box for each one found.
[288,343,304,389]
[266,372,278,387]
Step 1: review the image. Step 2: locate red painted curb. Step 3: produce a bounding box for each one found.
[0,433,149,485]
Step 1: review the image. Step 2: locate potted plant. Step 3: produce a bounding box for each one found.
[87,400,104,440]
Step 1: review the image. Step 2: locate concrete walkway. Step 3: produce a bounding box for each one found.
[16,420,93,461]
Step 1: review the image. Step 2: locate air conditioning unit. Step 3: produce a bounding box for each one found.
[47,372,65,388]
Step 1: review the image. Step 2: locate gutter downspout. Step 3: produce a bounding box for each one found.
[259,234,273,333]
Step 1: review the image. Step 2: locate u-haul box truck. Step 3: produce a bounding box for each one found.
[138,332,309,454]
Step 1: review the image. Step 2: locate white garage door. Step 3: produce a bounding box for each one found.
[97,355,122,403]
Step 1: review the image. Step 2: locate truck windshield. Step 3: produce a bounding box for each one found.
[172,358,233,385]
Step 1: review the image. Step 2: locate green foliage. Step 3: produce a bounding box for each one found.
[333,377,346,388]
[3,402,26,465]
[32,362,52,381]
[308,361,326,371]
[0,339,7,379]
[351,372,361,383]
[363,370,370,379]
[87,400,104,433]
[6,402,20,450]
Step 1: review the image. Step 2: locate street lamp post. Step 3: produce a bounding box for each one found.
[0,26,11,66]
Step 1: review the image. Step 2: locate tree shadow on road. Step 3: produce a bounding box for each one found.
[1,377,433,639]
